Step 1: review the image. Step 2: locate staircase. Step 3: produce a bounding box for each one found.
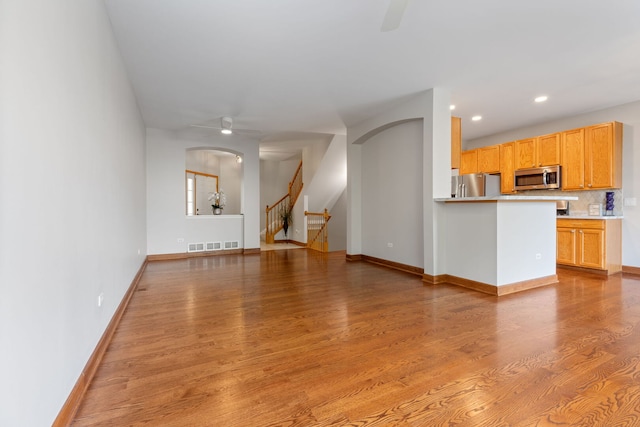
[264,161,303,244]
[262,134,347,251]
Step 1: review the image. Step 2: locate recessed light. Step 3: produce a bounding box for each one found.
[534,95,548,103]
[471,115,482,121]
[450,105,456,111]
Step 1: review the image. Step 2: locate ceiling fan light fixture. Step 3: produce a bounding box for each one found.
[221,116,233,134]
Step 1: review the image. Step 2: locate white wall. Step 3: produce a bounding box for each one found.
[0,1,147,425]
[146,129,260,254]
[466,100,640,267]
[328,188,348,252]
[361,120,424,267]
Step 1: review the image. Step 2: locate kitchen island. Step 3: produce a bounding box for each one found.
[434,195,577,295]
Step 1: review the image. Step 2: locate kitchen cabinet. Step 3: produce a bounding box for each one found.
[537,133,562,167]
[460,149,478,175]
[499,142,516,194]
[585,122,623,189]
[451,116,461,169]
[515,134,561,170]
[477,145,500,173]
[560,128,585,190]
[556,218,621,274]
[561,122,622,190]
[514,138,536,169]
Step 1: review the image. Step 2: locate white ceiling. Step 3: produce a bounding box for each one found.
[104,0,640,157]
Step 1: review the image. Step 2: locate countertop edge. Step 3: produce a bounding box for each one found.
[557,215,623,220]
[434,196,579,202]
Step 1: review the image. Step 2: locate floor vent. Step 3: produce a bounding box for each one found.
[206,241,222,251]
[224,241,240,250]
[187,242,205,252]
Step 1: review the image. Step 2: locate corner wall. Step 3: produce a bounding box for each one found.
[0,1,147,425]
[346,89,451,275]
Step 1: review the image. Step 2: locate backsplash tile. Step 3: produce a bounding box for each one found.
[526,189,623,216]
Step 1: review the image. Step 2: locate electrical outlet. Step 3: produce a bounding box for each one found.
[177,237,185,243]
[98,293,104,307]
[137,248,141,255]
[387,243,393,248]
[625,197,637,207]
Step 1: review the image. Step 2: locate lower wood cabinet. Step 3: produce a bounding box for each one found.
[556,218,621,274]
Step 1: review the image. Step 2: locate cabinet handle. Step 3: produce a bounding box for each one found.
[588,183,592,188]
[571,230,576,233]
[579,230,583,234]
[580,185,584,188]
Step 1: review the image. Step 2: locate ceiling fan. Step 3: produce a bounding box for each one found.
[190,116,261,136]
[381,0,410,32]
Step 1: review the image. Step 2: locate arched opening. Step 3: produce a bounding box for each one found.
[185,148,243,215]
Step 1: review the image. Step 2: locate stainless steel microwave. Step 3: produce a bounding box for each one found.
[514,165,561,191]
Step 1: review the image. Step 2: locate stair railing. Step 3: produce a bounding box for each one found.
[265,194,289,244]
[305,209,331,252]
[289,161,303,206]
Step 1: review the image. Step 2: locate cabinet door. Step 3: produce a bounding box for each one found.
[579,229,605,269]
[460,149,478,175]
[451,116,461,169]
[561,128,585,190]
[557,227,577,265]
[478,145,500,173]
[537,133,561,167]
[585,122,622,189]
[500,142,516,194]
[515,138,537,170]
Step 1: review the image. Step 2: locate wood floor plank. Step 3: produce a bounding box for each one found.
[71,251,640,426]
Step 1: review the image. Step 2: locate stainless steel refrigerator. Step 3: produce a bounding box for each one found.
[451,173,500,198]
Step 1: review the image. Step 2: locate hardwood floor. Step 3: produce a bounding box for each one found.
[71,250,640,426]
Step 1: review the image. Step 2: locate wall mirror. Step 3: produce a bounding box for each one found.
[185,149,242,215]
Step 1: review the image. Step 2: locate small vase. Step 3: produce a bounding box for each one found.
[213,208,222,215]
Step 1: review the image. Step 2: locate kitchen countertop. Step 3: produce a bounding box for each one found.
[557,214,623,220]
[435,195,578,202]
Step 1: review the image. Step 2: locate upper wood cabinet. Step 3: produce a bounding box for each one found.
[515,133,561,170]
[514,138,536,169]
[460,149,478,175]
[561,122,622,190]
[537,133,562,167]
[499,142,516,194]
[561,128,585,190]
[451,116,461,169]
[586,122,622,189]
[477,145,500,173]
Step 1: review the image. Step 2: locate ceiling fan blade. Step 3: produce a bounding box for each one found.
[381,0,409,32]
[190,124,221,130]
